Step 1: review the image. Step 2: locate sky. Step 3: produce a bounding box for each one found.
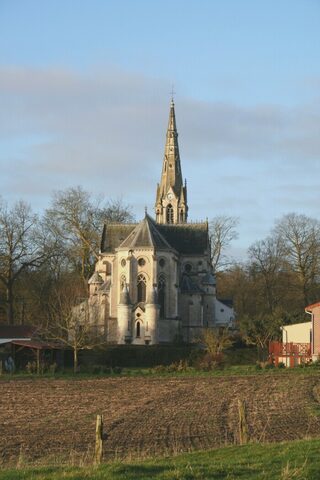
[0,0,320,260]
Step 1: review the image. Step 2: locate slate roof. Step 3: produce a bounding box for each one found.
[119,215,172,250]
[100,216,209,255]
[100,223,137,253]
[157,223,209,254]
[218,299,234,309]
[99,280,111,292]
[88,272,104,284]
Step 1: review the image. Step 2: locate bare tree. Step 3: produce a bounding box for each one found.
[209,216,239,273]
[43,280,106,373]
[202,328,234,356]
[248,236,285,313]
[0,199,46,324]
[274,213,320,305]
[45,186,134,281]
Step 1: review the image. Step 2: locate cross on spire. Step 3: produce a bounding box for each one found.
[170,84,176,101]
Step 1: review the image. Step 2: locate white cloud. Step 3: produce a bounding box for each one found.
[1,65,320,251]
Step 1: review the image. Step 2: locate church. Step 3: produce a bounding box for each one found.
[87,100,218,345]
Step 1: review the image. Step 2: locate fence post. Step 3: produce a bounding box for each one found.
[94,414,103,465]
[238,399,248,445]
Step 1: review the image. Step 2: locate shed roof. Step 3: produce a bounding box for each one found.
[0,339,61,350]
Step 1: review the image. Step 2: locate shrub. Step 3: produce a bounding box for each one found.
[277,362,286,369]
[194,352,224,371]
[167,360,190,372]
[150,361,190,374]
[201,328,234,357]
[151,365,167,374]
[310,359,320,368]
[25,361,37,374]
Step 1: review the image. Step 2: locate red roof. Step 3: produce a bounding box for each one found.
[10,340,58,350]
[305,302,320,312]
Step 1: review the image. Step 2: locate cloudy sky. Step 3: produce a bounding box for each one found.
[1,0,320,258]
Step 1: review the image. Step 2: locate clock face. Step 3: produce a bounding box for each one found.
[167,192,173,200]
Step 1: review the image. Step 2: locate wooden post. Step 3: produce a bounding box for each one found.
[94,414,103,465]
[238,399,248,445]
[36,349,40,375]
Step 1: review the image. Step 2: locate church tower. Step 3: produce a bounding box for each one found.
[155,100,188,224]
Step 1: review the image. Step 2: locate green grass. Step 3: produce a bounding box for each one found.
[1,438,319,479]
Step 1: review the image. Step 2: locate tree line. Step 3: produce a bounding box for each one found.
[0,186,134,326]
[216,213,320,349]
[1,187,319,350]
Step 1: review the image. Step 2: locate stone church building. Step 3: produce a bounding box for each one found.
[87,100,217,345]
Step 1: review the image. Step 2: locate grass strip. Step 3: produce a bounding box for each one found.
[0,437,319,479]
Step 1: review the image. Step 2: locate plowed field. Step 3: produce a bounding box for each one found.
[1,375,320,464]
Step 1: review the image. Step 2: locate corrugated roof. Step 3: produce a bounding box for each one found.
[10,340,60,350]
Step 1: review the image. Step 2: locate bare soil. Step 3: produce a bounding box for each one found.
[1,374,320,464]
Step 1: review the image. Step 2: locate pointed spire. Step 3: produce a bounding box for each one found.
[155,100,188,224]
[167,99,177,132]
[161,100,183,196]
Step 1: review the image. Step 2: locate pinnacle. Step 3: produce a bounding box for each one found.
[155,100,188,224]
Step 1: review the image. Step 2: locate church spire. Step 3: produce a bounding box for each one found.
[155,100,188,224]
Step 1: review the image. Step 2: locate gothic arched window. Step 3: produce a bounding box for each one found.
[167,204,174,224]
[136,321,141,338]
[137,274,146,303]
[158,275,166,319]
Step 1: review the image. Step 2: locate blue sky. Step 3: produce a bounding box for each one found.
[1,0,320,258]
